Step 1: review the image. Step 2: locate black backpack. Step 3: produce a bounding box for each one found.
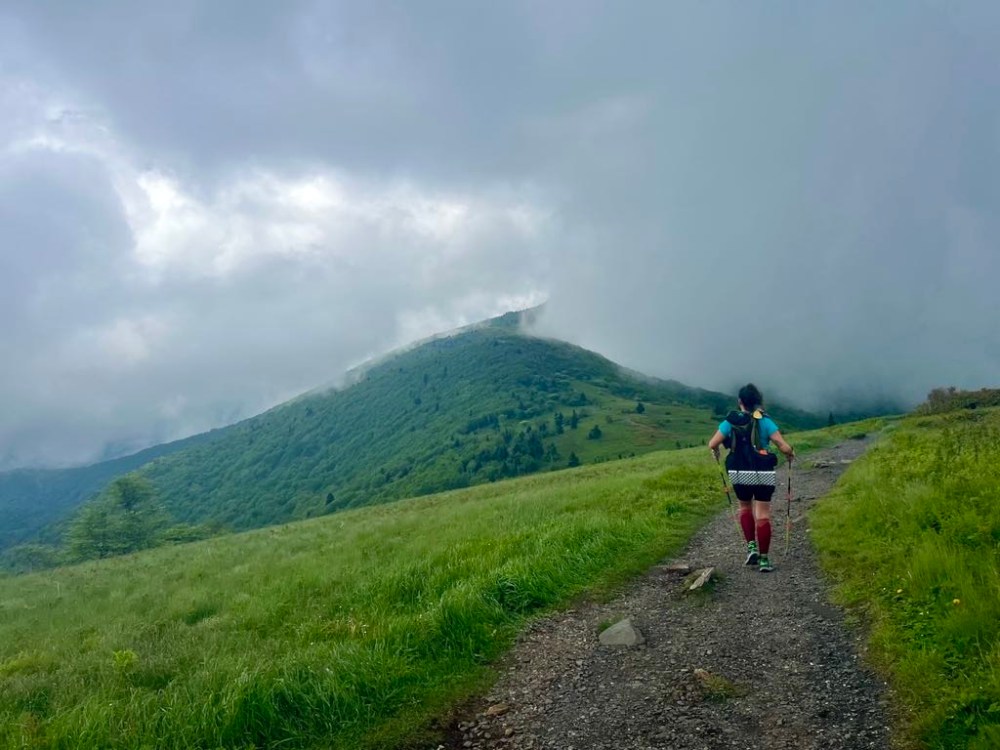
[723,410,778,473]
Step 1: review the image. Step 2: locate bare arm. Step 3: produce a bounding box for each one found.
[708,429,726,458]
[770,430,795,462]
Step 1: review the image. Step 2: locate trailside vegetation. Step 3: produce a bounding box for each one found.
[0,446,723,749]
[917,386,1000,415]
[811,407,1000,749]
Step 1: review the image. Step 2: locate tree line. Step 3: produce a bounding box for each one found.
[2,475,219,574]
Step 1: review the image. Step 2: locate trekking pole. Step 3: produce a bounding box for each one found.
[783,458,793,555]
[714,453,746,547]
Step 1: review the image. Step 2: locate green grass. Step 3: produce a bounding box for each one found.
[811,407,1000,749]
[786,415,900,454]
[539,384,714,463]
[0,446,726,749]
[695,669,748,702]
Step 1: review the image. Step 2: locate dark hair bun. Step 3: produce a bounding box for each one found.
[738,383,763,411]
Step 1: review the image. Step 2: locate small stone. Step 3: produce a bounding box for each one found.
[485,703,509,717]
[663,562,692,574]
[687,567,715,592]
[599,618,645,647]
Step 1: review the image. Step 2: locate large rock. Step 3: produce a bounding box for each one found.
[599,618,645,647]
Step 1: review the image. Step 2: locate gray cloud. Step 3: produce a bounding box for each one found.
[1,1,999,467]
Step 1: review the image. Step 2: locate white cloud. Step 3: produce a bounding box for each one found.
[124,166,546,281]
[89,315,172,367]
[2,1,1000,468]
[0,71,556,468]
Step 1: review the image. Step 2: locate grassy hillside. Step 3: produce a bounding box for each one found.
[1,316,827,557]
[811,407,1000,749]
[131,325,823,533]
[0,444,724,749]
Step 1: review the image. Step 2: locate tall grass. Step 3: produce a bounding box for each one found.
[811,408,1000,749]
[0,447,724,749]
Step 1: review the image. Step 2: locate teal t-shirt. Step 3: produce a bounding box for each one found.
[718,414,779,448]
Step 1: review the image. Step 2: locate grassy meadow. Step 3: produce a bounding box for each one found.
[811,408,1000,749]
[0,445,726,749]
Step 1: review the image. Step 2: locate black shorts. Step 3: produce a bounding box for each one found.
[734,484,775,502]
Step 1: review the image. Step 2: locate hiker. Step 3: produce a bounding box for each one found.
[707,383,794,572]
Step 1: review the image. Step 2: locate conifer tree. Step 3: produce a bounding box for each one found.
[66,476,167,561]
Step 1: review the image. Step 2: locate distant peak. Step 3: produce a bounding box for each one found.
[483,304,546,331]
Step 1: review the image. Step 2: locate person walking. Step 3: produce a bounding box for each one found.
[708,383,794,572]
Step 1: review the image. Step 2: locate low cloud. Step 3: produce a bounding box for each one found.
[1,2,998,466]
[0,86,550,468]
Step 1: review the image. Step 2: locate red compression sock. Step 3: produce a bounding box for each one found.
[756,519,772,554]
[739,508,755,542]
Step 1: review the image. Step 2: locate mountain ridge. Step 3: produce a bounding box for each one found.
[0,312,827,555]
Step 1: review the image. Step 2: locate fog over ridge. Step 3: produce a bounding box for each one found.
[1,1,997,468]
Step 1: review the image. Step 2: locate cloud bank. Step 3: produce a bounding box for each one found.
[1,1,998,467]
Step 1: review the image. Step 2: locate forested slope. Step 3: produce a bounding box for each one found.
[136,323,824,530]
[3,315,828,552]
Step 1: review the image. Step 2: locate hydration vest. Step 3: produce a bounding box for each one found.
[723,409,778,474]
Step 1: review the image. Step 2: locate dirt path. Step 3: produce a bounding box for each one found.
[438,440,891,750]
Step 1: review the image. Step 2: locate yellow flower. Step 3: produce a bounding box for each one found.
[953,598,961,606]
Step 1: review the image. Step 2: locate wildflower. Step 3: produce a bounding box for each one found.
[953,598,961,606]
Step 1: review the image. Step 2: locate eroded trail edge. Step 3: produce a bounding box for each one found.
[439,440,890,750]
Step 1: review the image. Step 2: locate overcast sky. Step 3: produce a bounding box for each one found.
[2,1,998,469]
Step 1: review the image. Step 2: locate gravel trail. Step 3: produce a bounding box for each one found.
[437,439,891,750]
